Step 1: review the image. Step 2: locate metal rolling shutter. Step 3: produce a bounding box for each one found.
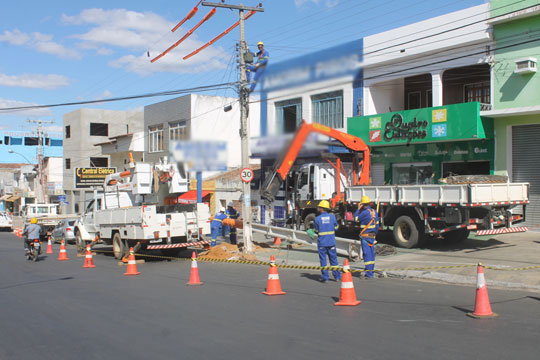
[512,124,540,229]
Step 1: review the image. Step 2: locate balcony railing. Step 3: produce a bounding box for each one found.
[480,103,492,111]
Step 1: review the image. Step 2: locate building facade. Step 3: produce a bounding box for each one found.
[62,108,143,214]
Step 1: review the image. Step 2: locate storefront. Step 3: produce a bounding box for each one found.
[348,102,494,184]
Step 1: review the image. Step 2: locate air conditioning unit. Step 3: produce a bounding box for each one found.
[514,57,537,74]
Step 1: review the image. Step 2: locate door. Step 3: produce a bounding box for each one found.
[512,124,540,229]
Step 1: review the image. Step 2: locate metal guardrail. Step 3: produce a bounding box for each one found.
[251,223,360,258]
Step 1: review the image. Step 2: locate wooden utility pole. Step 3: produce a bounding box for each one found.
[202,2,264,253]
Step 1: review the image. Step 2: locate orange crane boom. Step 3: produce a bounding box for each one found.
[261,120,370,203]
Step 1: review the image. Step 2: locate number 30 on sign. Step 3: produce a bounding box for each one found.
[240,168,254,183]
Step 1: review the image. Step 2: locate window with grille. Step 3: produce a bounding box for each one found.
[464,82,490,104]
[169,121,188,141]
[311,91,343,128]
[149,126,164,153]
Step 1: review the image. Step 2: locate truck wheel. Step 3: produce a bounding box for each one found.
[75,232,85,253]
[393,215,421,248]
[442,228,470,243]
[112,233,124,260]
[303,213,316,230]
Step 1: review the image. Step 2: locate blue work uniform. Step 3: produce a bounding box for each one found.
[210,212,227,247]
[225,207,239,245]
[354,206,379,278]
[246,49,269,92]
[314,211,341,282]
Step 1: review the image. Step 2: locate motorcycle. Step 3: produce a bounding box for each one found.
[26,239,41,262]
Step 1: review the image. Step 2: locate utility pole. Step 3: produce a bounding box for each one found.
[27,119,54,204]
[201,2,263,253]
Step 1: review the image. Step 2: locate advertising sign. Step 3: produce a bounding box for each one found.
[75,168,116,188]
[171,141,227,172]
[348,102,492,146]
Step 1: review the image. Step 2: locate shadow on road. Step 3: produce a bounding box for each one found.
[0,276,74,290]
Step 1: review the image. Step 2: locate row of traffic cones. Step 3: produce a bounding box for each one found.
[44,236,500,317]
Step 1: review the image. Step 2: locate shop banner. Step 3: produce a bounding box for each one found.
[348,102,492,145]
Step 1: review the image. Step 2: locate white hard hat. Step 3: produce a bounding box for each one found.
[227,201,234,207]
[220,207,226,213]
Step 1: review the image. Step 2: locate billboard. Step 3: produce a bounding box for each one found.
[75,168,116,188]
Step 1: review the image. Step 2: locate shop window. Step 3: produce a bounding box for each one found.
[4,136,8,145]
[276,98,302,134]
[90,123,108,136]
[10,137,22,145]
[426,90,433,108]
[90,157,108,167]
[311,91,343,129]
[149,126,163,153]
[25,137,39,146]
[392,163,433,185]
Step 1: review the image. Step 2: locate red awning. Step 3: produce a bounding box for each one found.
[177,190,211,204]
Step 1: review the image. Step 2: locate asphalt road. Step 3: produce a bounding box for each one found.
[1,232,540,360]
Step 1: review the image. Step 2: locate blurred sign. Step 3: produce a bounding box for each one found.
[75,168,116,188]
[58,195,66,202]
[171,141,227,172]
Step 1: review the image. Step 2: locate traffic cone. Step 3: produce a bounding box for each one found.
[335,259,361,306]
[57,240,69,261]
[46,236,53,254]
[124,248,140,276]
[83,244,96,268]
[262,255,286,295]
[273,236,281,246]
[467,264,498,319]
[187,251,203,285]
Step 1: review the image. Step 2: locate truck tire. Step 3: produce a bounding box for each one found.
[112,233,124,260]
[303,213,316,230]
[442,228,470,243]
[75,231,85,253]
[393,215,421,248]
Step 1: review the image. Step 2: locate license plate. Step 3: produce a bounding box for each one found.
[34,243,40,248]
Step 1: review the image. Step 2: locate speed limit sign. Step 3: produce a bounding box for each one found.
[240,168,254,183]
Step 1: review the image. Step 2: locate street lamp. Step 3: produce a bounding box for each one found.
[7,149,33,164]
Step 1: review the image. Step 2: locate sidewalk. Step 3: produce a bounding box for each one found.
[247,230,540,292]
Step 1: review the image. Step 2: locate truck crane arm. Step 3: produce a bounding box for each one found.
[261,120,370,204]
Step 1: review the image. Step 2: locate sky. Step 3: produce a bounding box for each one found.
[0,0,486,134]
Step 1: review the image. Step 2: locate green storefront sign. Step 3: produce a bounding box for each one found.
[347,102,495,184]
[348,102,491,145]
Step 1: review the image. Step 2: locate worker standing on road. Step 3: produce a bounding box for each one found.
[225,202,239,245]
[354,196,379,278]
[313,200,341,283]
[22,217,41,255]
[246,41,269,92]
[210,207,227,247]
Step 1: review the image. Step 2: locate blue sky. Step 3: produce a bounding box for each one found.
[0,0,485,134]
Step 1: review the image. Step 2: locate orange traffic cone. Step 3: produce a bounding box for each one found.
[57,240,69,261]
[467,264,498,319]
[46,236,53,254]
[187,251,203,285]
[83,244,96,268]
[124,247,140,276]
[273,236,281,246]
[335,259,361,306]
[262,255,286,295]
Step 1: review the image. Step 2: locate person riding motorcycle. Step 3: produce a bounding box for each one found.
[22,217,42,255]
